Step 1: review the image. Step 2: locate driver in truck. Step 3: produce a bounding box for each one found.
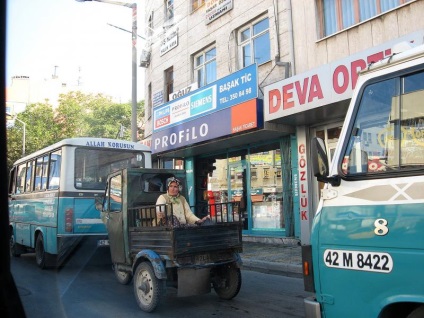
[156,177,210,227]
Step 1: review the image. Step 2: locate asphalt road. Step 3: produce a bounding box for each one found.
[10,238,311,318]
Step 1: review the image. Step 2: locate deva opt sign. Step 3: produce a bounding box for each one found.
[264,48,392,121]
[264,31,424,121]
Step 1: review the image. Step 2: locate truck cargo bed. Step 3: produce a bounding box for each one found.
[127,203,242,262]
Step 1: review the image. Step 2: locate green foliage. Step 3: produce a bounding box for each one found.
[6,91,145,171]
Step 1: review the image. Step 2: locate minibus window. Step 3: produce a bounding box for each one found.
[342,70,424,176]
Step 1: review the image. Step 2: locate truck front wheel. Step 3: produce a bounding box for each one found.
[212,264,242,300]
[133,262,164,312]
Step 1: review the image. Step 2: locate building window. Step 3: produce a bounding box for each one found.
[148,12,154,38]
[165,67,173,102]
[165,0,174,20]
[194,46,217,88]
[191,0,205,12]
[319,0,413,38]
[239,17,271,67]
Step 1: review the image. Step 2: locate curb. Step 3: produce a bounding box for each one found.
[241,259,303,278]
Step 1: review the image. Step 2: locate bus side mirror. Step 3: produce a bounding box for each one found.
[311,137,329,179]
[311,137,341,186]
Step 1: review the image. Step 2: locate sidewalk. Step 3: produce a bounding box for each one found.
[240,237,303,278]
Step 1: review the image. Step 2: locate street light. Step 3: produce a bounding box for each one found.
[6,112,26,156]
[76,0,138,142]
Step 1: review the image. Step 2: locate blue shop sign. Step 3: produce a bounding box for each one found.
[153,63,257,132]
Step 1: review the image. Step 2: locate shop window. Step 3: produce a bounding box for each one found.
[249,144,284,230]
[194,46,217,88]
[276,168,281,178]
[263,168,270,179]
[174,159,184,170]
[316,125,343,164]
[239,17,271,67]
[318,0,413,38]
[161,158,184,169]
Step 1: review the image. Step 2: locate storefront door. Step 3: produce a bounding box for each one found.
[249,144,284,233]
[228,161,248,229]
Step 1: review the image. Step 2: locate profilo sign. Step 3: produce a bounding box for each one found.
[152,99,263,154]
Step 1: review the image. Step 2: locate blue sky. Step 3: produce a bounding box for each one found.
[6,0,145,102]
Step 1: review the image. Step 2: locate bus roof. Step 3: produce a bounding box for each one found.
[13,137,151,165]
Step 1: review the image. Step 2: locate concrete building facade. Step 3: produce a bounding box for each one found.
[142,0,424,243]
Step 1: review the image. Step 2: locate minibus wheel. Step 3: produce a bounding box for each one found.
[35,233,55,269]
[35,233,47,268]
[9,231,21,257]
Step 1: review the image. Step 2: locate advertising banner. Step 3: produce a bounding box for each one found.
[153,63,257,132]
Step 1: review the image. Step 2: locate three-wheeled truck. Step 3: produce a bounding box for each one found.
[99,168,243,312]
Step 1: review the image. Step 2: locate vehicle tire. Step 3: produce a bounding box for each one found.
[133,262,164,312]
[114,264,132,285]
[10,233,21,257]
[212,264,242,300]
[35,233,55,269]
[407,306,424,318]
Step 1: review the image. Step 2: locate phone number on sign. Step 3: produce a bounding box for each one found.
[324,249,393,273]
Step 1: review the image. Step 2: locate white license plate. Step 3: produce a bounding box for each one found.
[97,239,110,247]
[324,249,393,273]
